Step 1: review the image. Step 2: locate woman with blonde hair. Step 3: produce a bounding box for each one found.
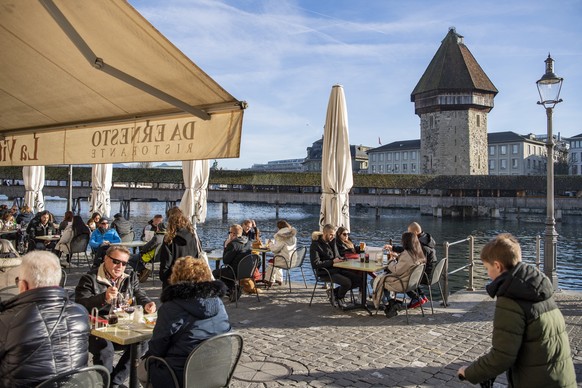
[158,207,200,289]
[140,256,231,387]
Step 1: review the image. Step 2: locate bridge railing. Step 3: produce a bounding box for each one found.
[442,234,543,306]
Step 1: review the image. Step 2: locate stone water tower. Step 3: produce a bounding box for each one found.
[411,27,498,175]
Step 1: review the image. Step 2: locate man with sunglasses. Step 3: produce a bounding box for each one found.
[89,217,122,268]
[75,245,156,388]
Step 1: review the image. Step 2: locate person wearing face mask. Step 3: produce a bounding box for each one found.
[89,217,121,268]
[75,246,156,388]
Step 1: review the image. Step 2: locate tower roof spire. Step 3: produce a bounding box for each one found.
[411,27,498,101]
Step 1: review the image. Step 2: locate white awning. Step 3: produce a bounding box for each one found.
[0,0,246,166]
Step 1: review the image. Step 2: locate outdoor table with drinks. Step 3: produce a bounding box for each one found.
[252,242,271,282]
[333,243,388,315]
[34,234,60,241]
[91,294,157,388]
[112,241,147,249]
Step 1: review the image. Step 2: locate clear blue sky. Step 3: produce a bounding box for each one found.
[131,0,582,170]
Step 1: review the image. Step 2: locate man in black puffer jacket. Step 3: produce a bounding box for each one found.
[212,224,253,299]
[0,251,90,387]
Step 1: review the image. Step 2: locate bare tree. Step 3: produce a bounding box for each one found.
[136,162,153,169]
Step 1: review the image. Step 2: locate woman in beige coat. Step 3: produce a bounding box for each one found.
[373,232,425,318]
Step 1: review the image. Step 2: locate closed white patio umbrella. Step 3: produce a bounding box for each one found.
[89,164,112,218]
[179,160,210,227]
[319,85,353,231]
[23,166,45,213]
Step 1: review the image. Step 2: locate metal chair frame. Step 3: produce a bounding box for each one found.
[267,246,308,291]
[308,267,337,307]
[217,254,260,308]
[66,233,91,272]
[379,263,426,324]
[35,364,110,388]
[146,332,244,388]
[424,258,447,314]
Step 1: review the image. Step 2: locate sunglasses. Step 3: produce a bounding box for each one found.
[109,257,128,266]
[341,232,349,236]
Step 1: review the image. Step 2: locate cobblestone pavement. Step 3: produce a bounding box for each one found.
[223,284,581,388]
[64,267,581,388]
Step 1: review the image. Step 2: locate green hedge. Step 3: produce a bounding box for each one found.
[0,166,581,191]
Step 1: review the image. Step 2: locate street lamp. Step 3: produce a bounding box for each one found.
[536,53,563,290]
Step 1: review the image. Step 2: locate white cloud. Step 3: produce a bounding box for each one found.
[131,0,582,169]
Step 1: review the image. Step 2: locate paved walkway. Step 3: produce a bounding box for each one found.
[223,284,581,388]
[63,266,581,387]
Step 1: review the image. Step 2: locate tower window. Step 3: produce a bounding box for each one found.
[477,114,481,127]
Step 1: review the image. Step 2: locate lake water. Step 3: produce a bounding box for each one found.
[12,199,582,292]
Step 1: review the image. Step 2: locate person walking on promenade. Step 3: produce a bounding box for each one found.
[264,220,297,286]
[457,233,576,387]
[75,245,156,388]
[0,251,90,387]
[310,224,361,309]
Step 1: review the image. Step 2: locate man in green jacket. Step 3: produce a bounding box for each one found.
[458,233,576,387]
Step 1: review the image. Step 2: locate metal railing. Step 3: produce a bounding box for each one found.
[442,234,543,306]
[442,236,475,306]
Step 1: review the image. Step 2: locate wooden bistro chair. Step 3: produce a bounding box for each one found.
[147,332,244,388]
[267,246,308,292]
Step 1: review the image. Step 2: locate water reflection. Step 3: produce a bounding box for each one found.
[40,200,582,291]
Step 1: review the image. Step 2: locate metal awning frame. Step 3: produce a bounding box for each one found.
[40,0,212,121]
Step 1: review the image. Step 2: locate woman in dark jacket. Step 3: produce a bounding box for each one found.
[334,226,361,258]
[141,256,231,388]
[157,207,200,289]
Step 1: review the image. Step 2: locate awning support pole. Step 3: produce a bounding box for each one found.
[40,0,211,121]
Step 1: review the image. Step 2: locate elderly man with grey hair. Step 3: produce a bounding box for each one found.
[0,251,90,387]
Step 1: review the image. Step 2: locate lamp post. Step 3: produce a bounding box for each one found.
[536,54,563,290]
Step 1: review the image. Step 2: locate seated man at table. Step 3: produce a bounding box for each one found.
[0,251,90,387]
[310,224,361,309]
[90,217,121,268]
[75,245,157,388]
[141,214,165,241]
[128,225,166,283]
[111,213,134,241]
[26,210,58,251]
[212,224,254,302]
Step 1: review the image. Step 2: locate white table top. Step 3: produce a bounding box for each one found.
[112,241,147,248]
[35,235,60,241]
[334,259,387,273]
